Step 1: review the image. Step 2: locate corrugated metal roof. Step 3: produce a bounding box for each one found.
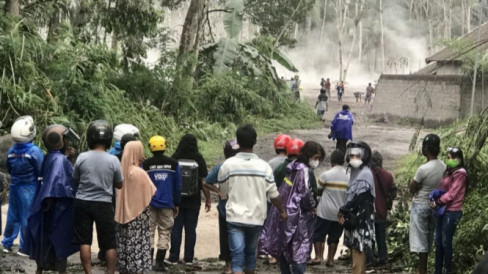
[426,21,488,63]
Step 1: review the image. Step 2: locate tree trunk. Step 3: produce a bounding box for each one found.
[471,61,478,115]
[319,0,328,44]
[344,0,365,81]
[3,0,20,16]
[379,0,385,73]
[336,0,348,81]
[358,19,363,63]
[111,0,119,51]
[179,0,207,56]
[467,5,471,33]
[47,9,61,43]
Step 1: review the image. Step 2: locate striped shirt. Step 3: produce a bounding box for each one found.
[218,152,279,225]
[317,166,350,221]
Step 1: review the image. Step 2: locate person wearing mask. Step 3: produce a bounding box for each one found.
[338,141,375,274]
[409,134,446,274]
[72,120,123,274]
[431,147,467,274]
[367,150,397,266]
[143,135,182,272]
[2,116,43,255]
[328,105,354,154]
[108,124,139,156]
[310,150,349,267]
[115,141,156,273]
[260,141,325,274]
[218,125,287,274]
[166,134,211,265]
[203,140,240,274]
[268,134,291,171]
[22,125,80,273]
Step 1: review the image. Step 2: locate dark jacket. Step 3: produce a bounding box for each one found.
[143,154,182,209]
[371,167,397,221]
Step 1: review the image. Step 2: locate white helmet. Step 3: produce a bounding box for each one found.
[11,115,36,143]
[113,124,140,142]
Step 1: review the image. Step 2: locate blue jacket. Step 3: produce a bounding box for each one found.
[7,142,43,187]
[108,141,121,156]
[331,110,354,140]
[143,154,182,209]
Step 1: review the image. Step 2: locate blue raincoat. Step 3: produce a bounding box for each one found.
[22,150,78,266]
[259,160,316,264]
[330,110,354,140]
[108,141,121,156]
[2,142,43,250]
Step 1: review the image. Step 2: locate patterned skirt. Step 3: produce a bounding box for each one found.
[116,207,152,273]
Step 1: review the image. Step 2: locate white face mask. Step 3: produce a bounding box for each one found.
[309,159,319,169]
[349,159,363,168]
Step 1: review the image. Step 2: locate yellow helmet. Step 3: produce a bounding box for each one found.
[149,135,166,151]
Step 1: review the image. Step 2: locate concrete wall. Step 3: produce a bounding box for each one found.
[371,74,465,127]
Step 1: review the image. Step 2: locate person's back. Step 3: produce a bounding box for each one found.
[74,150,122,202]
[7,143,43,186]
[144,154,181,208]
[413,159,445,203]
[268,155,287,171]
[317,166,349,221]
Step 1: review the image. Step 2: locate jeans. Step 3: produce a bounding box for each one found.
[168,207,200,262]
[434,211,462,274]
[227,222,262,272]
[218,212,231,262]
[279,254,306,274]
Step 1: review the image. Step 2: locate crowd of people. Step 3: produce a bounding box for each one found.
[0,112,468,274]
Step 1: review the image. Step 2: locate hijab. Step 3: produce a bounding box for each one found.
[115,141,156,224]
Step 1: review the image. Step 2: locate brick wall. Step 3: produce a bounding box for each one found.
[371,74,465,127]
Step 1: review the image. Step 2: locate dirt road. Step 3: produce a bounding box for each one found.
[0,89,419,273]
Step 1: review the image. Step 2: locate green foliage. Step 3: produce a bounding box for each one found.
[389,114,488,272]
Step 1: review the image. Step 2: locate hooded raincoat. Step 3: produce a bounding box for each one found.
[2,142,43,250]
[259,160,316,264]
[331,110,354,141]
[22,150,78,269]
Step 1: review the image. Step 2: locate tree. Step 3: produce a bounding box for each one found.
[3,0,20,16]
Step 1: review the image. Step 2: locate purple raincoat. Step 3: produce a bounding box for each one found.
[259,160,316,264]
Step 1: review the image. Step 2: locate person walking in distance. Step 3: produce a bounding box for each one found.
[329,105,354,154]
[409,134,445,274]
[218,125,287,274]
[72,120,123,274]
[143,135,182,272]
[2,116,43,255]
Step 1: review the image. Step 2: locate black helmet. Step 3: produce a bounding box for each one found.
[86,120,113,149]
[422,134,440,156]
[345,141,372,166]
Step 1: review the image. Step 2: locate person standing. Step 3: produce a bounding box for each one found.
[167,134,211,265]
[431,147,467,274]
[22,125,79,273]
[338,141,375,274]
[336,81,345,103]
[325,78,331,99]
[203,139,240,274]
[260,141,325,274]
[328,105,354,154]
[143,135,182,271]
[365,83,374,105]
[268,134,291,171]
[409,134,446,274]
[367,150,397,266]
[292,75,301,100]
[2,116,43,255]
[218,125,287,274]
[311,150,349,267]
[115,141,156,274]
[72,120,123,274]
[315,89,328,119]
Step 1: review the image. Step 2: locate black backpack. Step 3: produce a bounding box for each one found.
[179,159,199,197]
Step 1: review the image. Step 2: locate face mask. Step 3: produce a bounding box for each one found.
[445,159,459,169]
[309,159,319,169]
[349,159,363,168]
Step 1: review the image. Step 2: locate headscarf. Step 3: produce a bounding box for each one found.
[115,141,156,224]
